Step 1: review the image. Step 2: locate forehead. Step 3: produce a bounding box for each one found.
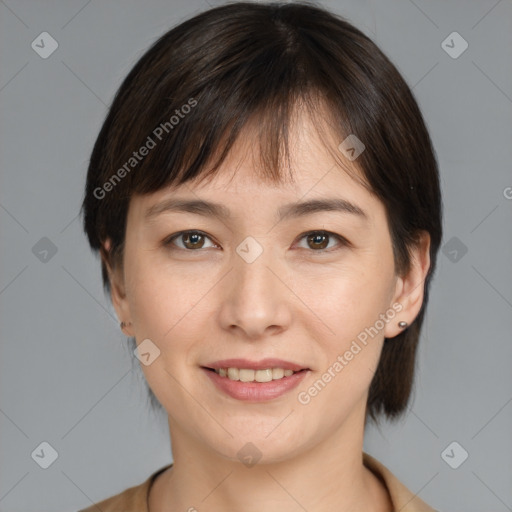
[128,108,382,223]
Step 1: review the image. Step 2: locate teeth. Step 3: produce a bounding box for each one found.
[272,368,284,379]
[214,367,299,382]
[227,368,239,381]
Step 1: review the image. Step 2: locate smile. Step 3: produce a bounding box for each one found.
[212,367,297,382]
[202,366,310,402]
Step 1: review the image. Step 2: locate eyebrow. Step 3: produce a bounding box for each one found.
[144,197,368,222]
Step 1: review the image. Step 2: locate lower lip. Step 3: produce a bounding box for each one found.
[202,368,309,402]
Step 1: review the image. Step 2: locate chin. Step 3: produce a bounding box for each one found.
[203,423,312,467]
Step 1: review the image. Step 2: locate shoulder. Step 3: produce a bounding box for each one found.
[363,452,438,512]
[77,464,172,512]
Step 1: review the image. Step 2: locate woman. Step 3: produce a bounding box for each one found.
[80,1,442,510]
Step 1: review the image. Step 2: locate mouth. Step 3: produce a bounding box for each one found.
[202,366,308,382]
[202,358,310,381]
[201,358,311,401]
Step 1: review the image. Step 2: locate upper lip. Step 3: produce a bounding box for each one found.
[203,358,309,371]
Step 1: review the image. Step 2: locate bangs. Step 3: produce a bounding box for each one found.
[93,2,377,210]
[112,80,363,202]
[85,1,397,254]
[131,91,364,196]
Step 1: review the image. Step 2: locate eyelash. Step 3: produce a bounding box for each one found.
[163,230,349,253]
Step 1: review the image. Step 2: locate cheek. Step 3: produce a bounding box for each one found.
[293,267,389,421]
[124,251,222,393]
[292,252,395,408]
[125,249,203,336]
[297,257,395,345]
[124,255,204,403]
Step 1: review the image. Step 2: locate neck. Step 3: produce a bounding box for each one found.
[149,406,392,512]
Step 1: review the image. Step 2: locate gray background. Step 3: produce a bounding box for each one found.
[1,0,511,510]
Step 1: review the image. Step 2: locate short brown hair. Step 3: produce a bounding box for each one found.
[81,1,443,423]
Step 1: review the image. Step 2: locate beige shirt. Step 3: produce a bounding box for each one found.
[78,453,437,511]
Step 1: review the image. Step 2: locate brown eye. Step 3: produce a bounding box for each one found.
[307,232,329,250]
[297,230,347,252]
[165,231,216,250]
[182,232,205,249]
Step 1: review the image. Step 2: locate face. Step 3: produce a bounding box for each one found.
[108,112,421,465]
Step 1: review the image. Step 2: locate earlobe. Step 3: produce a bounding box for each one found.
[384,231,431,339]
[101,238,134,336]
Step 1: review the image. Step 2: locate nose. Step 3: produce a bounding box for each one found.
[217,242,292,340]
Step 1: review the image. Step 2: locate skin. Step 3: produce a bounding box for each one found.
[104,109,431,512]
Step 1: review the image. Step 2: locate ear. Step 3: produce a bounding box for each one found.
[384,231,431,339]
[101,238,134,336]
